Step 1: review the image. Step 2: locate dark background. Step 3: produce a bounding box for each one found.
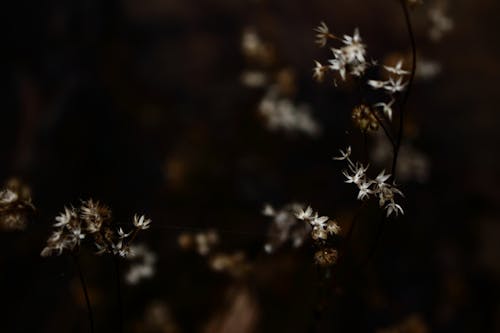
[1,0,499,332]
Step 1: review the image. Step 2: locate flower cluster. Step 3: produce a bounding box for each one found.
[313,22,371,84]
[295,206,341,267]
[241,27,321,137]
[368,61,410,120]
[335,147,404,217]
[41,199,151,258]
[0,178,35,231]
[259,88,321,136]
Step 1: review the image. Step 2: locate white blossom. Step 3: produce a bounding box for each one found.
[133,214,152,230]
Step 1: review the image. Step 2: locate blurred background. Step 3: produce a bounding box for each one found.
[1,0,499,332]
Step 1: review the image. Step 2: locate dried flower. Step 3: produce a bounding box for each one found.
[314,21,332,48]
[41,199,151,258]
[314,248,338,267]
[352,104,379,132]
[335,147,405,217]
[0,178,35,231]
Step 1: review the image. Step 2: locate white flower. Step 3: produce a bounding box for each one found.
[314,21,330,47]
[375,170,391,185]
[368,80,386,89]
[328,49,347,80]
[386,202,404,217]
[333,146,352,161]
[133,215,151,230]
[118,227,132,239]
[341,28,366,64]
[384,60,410,76]
[53,207,75,227]
[313,61,326,82]
[384,77,407,94]
[374,99,395,120]
[326,220,341,235]
[343,163,369,185]
[0,189,18,204]
[310,214,329,227]
[295,206,314,220]
[357,181,374,200]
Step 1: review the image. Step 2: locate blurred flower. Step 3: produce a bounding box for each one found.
[263,203,311,253]
[125,243,157,285]
[0,178,35,231]
[258,88,321,137]
[178,230,219,256]
[428,1,453,42]
[314,21,333,48]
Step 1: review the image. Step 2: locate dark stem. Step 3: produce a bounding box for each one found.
[73,254,95,333]
[391,0,417,177]
[364,1,417,265]
[113,256,124,333]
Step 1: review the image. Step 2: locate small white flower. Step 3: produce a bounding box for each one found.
[53,207,75,227]
[343,163,369,185]
[341,28,366,64]
[310,214,329,227]
[374,99,395,120]
[0,189,18,204]
[313,60,326,82]
[118,227,132,239]
[368,80,386,89]
[384,77,407,94]
[295,206,314,220]
[357,181,374,200]
[384,60,410,76]
[333,146,352,161]
[386,202,404,217]
[328,48,347,80]
[326,220,341,235]
[375,170,391,185]
[314,21,330,47]
[133,215,151,230]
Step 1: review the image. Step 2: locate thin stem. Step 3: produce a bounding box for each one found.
[365,0,417,264]
[391,0,417,177]
[113,256,124,333]
[73,254,95,333]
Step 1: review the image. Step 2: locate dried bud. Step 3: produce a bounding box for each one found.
[314,248,338,267]
[352,104,379,132]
